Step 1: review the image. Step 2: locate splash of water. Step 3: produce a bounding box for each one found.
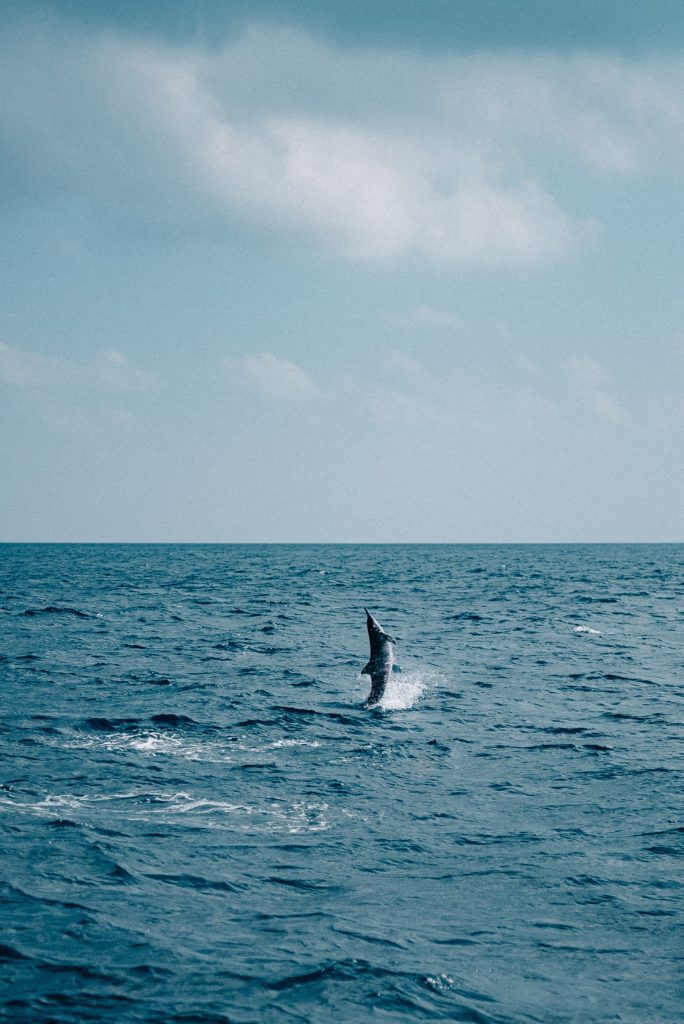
[357,667,441,711]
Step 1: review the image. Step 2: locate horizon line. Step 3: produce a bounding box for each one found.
[1,540,682,547]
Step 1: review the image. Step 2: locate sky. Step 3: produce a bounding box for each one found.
[1,0,682,542]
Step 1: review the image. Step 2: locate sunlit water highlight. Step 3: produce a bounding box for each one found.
[0,543,682,1023]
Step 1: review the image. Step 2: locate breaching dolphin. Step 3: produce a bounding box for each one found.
[361,608,397,705]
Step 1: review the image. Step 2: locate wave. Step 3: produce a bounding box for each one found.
[145,871,245,894]
[0,789,332,834]
[261,960,507,1022]
[55,727,324,763]
[22,605,93,618]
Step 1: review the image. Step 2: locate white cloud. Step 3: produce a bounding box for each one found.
[224,352,322,401]
[90,349,159,392]
[0,341,65,387]
[587,389,625,424]
[565,356,607,388]
[390,305,464,330]
[564,357,625,424]
[386,348,421,374]
[4,23,682,266]
[0,341,158,395]
[371,387,424,425]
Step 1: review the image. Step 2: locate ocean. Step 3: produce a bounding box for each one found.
[0,543,681,1023]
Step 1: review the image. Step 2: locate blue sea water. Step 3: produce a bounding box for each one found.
[0,543,682,1024]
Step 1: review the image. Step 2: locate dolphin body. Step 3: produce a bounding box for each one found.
[361,608,397,705]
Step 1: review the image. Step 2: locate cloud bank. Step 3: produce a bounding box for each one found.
[223,351,322,401]
[2,20,683,266]
[0,341,158,394]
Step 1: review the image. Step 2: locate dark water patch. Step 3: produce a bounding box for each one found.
[164,1014,232,1024]
[449,831,543,847]
[10,990,138,1017]
[253,909,329,922]
[22,718,63,736]
[83,717,141,731]
[541,725,592,736]
[254,644,290,655]
[267,876,340,892]
[266,958,404,992]
[603,672,656,684]
[332,925,406,949]
[639,825,684,838]
[271,705,360,726]
[0,943,30,961]
[40,961,122,984]
[426,739,450,751]
[149,713,198,728]
[234,761,280,771]
[636,907,678,917]
[22,605,92,618]
[602,710,667,723]
[580,764,673,780]
[432,936,481,946]
[146,872,245,893]
[235,717,279,728]
[128,963,174,979]
[526,742,579,751]
[2,880,92,914]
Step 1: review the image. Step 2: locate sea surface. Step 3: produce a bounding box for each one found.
[0,543,682,1024]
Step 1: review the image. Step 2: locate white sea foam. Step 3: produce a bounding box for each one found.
[262,738,321,750]
[366,667,441,711]
[242,737,321,751]
[425,974,456,993]
[573,625,602,636]
[0,789,331,833]
[0,790,144,816]
[51,732,321,761]
[53,732,234,762]
[145,793,331,833]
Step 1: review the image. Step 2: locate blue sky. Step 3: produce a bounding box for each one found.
[1,1,682,541]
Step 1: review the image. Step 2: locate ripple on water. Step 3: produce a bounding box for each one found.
[0,543,682,1024]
